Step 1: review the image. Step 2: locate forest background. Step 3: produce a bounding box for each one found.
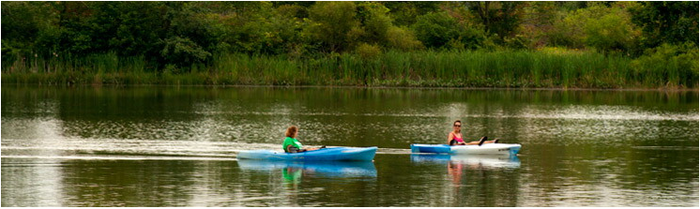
[2,1,698,88]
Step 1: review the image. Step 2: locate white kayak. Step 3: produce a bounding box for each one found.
[410,143,521,155]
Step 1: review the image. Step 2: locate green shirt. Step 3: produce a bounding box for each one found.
[282,137,303,152]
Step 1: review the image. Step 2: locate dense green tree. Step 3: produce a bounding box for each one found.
[520,2,559,48]
[412,12,460,49]
[111,2,168,58]
[583,2,641,52]
[306,2,359,53]
[412,12,485,50]
[466,1,525,39]
[382,2,440,26]
[160,36,211,70]
[629,1,699,48]
[1,2,53,58]
[356,2,392,45]
[549,2,641,52]
[555,1,588,12]
[385,26,423,51]
[1,1,697,73]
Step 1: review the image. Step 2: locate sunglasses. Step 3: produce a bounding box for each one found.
[454,125,461,127]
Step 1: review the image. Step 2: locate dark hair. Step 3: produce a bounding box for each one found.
[285,126,298,137]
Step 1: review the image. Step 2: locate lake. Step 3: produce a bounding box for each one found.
[2,85,698,206]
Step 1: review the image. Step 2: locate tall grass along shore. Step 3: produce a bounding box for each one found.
[2,49,698,89]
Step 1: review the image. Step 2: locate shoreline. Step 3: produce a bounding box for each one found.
[3,82,697,92]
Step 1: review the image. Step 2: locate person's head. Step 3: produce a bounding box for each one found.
[452,120,462,133]
[285,125,298,138]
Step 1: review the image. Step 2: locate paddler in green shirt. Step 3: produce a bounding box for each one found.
[283,125,323,153]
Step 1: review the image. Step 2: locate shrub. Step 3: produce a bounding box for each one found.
[385,26,424,51]
[412,12,486,50]
[549,2,641,52]
[355,43,382,59]
[160,36,212,69]
[631,43,699,87]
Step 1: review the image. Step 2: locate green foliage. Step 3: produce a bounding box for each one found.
[1,2,50,66]
[160,36,212,69]
[382,2,440,26]
[2,1,697,89]
[355,43,382,59]
[466,2,525,39]
[550,2,641,52]
[520,2,559,48]
[209,2,293,55]
[1,2,46,44]
[109,2,167,57]
[630,1,699,48]
[306,2,359,52]
[356,2,392,44]
[413,12,486,50]
[631,43,699,87]
[412,12,457,48]
[385,26,424,51]
[585,3,641,52]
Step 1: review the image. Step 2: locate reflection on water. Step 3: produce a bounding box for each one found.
[2,86,698,206]
[411,154,521,196]
[1,158,64,207]
[238,160,377,179]
[411,154,521,169]
[238,160,377,192]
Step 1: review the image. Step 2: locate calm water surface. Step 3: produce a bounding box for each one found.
[2,86,698,206]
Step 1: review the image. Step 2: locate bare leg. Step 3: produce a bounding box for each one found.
[465,140,497,145]
[468,136,489,145]
[482,140,498,144]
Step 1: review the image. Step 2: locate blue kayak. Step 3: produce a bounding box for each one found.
[237,147,377,161]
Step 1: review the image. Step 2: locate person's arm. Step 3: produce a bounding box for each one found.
[287,145,306,153]
[447,132,454,145]
[291,138,305,152]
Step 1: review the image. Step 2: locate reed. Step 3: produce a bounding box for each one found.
[2,49,696,88]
